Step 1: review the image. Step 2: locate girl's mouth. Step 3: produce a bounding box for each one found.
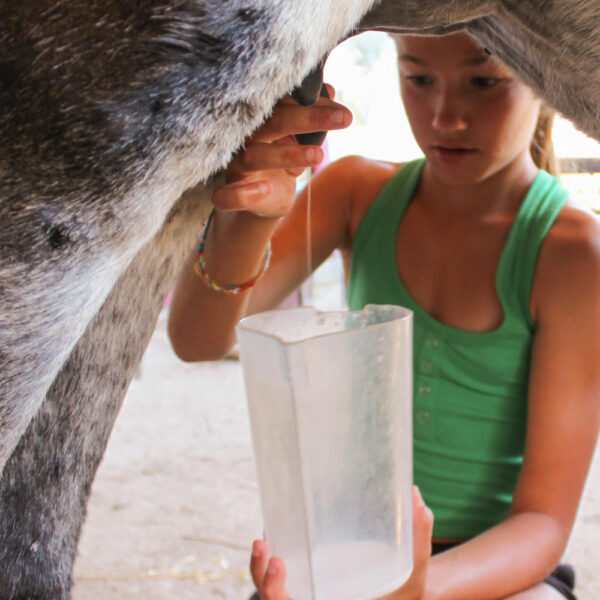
[432,146,477,163]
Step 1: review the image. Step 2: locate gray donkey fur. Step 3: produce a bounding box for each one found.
[1,0,600,597]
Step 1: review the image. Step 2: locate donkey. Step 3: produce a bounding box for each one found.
[1,1,600,597]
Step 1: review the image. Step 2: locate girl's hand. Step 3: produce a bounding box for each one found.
[212,87,352,219]
[249,487,434,600]
[250,539,288,600]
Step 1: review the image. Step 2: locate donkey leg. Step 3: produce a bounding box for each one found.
[0,187,210,600]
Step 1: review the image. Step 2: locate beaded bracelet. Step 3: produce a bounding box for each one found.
[194,210,272,295]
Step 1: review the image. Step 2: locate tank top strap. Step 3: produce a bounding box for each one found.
[352,158,425,252]
[495,170,569,330]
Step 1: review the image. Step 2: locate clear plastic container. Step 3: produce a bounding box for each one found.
[237,305,413,600]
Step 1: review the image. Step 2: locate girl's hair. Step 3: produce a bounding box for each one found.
[530,105,560,176]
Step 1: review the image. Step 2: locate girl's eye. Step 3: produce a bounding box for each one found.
[471,76,501,89]
[405,74,434,87]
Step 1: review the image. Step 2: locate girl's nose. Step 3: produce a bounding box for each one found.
[431,89,468,132]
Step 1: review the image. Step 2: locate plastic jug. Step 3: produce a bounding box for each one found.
[237,304,413,600]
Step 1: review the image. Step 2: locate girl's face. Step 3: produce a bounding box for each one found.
[396,33,541,185]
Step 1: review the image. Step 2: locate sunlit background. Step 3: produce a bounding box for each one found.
[303,32,600,310]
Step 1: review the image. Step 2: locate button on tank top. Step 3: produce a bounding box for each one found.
[347,159,569,538]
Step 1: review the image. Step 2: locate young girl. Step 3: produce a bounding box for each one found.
[168,32,600,599]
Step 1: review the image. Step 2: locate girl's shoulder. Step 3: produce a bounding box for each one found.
[318,154,400,190]
[329,154,401,188]
[320,155,403,236]
[544,199,600,267]
[531,197,600,320]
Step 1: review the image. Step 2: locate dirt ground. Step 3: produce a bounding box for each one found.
[72,310,600,599]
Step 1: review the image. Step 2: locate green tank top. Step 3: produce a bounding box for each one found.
[348,159,568,539]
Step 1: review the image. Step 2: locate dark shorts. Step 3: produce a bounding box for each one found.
[432,543,577,599]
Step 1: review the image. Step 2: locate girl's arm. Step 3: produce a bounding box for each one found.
[168,93,354,361]
[422,206,600,600]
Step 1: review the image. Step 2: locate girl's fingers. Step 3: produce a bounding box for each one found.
[213,85,346,220]
[229,141,323,174]
[412,486,434,567]
[254,101,352,143]
[323,83,335,101]
[279,84,336,106]
[250,539,269,594]
[212,179,272,212]
[251,543,289,600]
[213,172,296,217]
[261,557,289,600]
